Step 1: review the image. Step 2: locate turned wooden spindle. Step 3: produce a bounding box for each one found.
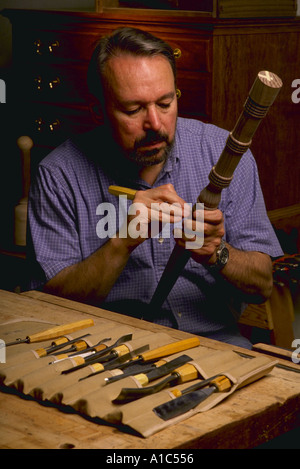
[198,71,283,210]
[149,71,283,311]
[14,136,33,246]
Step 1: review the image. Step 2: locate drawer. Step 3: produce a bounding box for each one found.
[15,28,211,73]
[14,29,108,64]
[26,104,97,147]
[25,64,90,105]
[177,72,212,120]
[158,35,212,73]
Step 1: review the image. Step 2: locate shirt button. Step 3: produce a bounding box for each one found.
[177,311,182,318]
[158,237,164,244]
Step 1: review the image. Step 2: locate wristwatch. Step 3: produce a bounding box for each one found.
[211,239,229,270]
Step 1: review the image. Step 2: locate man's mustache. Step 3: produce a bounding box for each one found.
[134,130,169,149]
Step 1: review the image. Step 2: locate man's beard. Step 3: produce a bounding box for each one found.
[125,129,175,167]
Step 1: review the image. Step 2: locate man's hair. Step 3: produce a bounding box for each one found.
[87,27,177,106]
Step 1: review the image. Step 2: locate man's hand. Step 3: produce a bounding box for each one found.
[121,183,188,250]
[174,207,225,265]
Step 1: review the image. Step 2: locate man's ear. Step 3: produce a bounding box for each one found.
[88,98,104,125]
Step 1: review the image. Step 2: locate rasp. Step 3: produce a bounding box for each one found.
[3,319,94,347]
[153,374,231,421]
[112,362,199,404]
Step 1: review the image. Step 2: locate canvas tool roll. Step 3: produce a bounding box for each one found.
[0,319,277,438]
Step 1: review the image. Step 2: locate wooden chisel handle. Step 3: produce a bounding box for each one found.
[137,362,199,388]
[211,375,231,392]
[109,185,137,200]
[140,337,200,362]
[26,319,94,343]
[171,374,231,398]
[176,363,199,383]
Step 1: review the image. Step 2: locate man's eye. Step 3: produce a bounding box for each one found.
[158,102,171,109]
[124,108,140,115]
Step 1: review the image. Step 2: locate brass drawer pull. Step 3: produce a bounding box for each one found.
[33,39,60,55]
[49,77,61,89]
[35,117,60,132]
[34,39,42,55]
[34,77,61,91]
[49,119,60,131]
[34,76,42,90]
[48,40,60,53]
[35,117,44,132]
[173,48,182,59]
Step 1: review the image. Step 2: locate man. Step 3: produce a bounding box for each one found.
[27,27,283,349]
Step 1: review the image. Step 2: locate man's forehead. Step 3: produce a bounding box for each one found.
[104,54,176,102]
[105,53,174,79]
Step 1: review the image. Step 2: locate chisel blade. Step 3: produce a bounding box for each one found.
[153,387,215,421]
[112,360,198,404]
[77,345,150,380]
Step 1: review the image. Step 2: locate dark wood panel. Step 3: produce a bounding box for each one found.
[211,28,300,211]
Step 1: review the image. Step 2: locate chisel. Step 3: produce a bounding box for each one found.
[79,337,199,375]
[33,334,91,358]
[112,362,199,404]
[60,333,133,374]
[74,345,150,378]
[108,185,136,200]
[103,354,192,385]
[116,337,200,370]
[3,319,94,347]
[153,374,232,421]
[53,337,111,356]
[103,355,187,385]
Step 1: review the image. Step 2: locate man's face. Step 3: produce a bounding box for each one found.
[103,54,178,167]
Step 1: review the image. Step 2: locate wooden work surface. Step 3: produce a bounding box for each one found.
[1,289,300,449]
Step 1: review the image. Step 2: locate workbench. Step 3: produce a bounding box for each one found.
[1,289,300,450]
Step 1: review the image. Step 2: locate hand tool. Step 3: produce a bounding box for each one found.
[104,355,186,385]
[77,337,199,379]
[70,345,150,377]
[3,319,94,347]
[148,71,283,311]
[108,185,136,200]
[20,334,91,359]
[103,354,191,385]
[112,361,200,404]
[51,351,99,364]
[153,374,232,421]
[53,337,111,356]
[114,337,200,370]
[60,333,133,374]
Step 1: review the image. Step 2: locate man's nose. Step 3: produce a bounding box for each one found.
[143,106,162,131]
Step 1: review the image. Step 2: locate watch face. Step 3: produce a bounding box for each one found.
[219,248,229,265]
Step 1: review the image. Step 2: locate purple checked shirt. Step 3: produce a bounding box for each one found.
[27,118,283,348]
